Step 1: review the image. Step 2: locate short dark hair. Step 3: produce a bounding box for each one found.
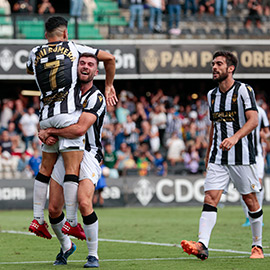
[80,52,99,65]
[213,50,238,74]
[45,16,68,33]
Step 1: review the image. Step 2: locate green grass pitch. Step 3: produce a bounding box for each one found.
[0,206,269,269]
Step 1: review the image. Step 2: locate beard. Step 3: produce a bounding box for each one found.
[79,74,95,84]
[213,72,228,83]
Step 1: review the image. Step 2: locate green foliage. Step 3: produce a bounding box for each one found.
[0,206,269,269]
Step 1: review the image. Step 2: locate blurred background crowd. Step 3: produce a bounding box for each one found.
[1,88,270,179]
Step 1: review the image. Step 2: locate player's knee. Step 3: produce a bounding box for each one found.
[79,198,93,214]
[39,164,54,176]
[242,193,258,210]
[204,193,218,207]
[48,202,63,217]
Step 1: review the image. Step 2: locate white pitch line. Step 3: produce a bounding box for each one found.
[2,230,270,257]
[0,256,259,265]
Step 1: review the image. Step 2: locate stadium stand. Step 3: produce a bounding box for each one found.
[1,0,270,39]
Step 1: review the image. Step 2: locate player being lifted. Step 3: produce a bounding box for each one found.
[27,16,117,239]
[181,51,264,259]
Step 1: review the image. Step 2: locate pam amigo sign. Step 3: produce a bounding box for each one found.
[0,39,270,80]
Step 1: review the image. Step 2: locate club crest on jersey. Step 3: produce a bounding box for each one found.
[83,99,88,108]
[98,95,103,102]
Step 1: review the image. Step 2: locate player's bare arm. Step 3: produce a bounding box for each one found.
[39,112,97,142]
[97,50,118,106]
[219,110,258,151]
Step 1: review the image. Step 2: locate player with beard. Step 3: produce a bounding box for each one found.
[39,53,105,267]
[181,51,264,259]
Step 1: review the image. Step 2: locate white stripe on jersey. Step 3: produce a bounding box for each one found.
[207,81,257,165]
[27,41,98,121]
[81,85,106,162]
[254,105,270,157]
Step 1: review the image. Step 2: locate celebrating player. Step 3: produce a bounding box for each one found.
[27,16,117,239]
[39,53,104,267]
[181,51,264,259]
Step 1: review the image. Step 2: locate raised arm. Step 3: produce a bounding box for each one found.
[97,50,118,107]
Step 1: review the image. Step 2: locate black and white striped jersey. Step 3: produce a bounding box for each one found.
[27,41,98,121]
[254,105,269,157]
[81,85,106,163]
[207,81,257,165]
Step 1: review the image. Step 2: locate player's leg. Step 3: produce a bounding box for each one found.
[77,153,101,267]
[60,150,84,235]
[29,150,58,239]
[230,164,264,259]
[49,160,76,265]
[255,155,265,212]
[181,164,229,260]
[240,197,250,227]
[78,178,99,268]
[242,192,264,259]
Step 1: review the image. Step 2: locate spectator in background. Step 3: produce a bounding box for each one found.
[10,99,25,134]
[28,148,42,177]
[166,131,185,165]
[153,151,167,176]
[0,130,15,154]
[167,0,181,35]
[115,142,136,175]
[244,0,263,29]
[82,0,96,22]
[132,102,148,129]
[136,150,152,176]
[263,0,270,15]
[38,0,55,14]
[0,0,11,15]
[0,150,18,179]
[125,91,136,114]
[149,104,167,147]
[103,143,119,178]
[0,99,13,134]
[215,0,227,16]
[198,0,215,16]
[166,105,183,141]
[183,142,200,174]
[17,151,32,179]
[114,123,125,151]
[70,0,84,18]
[147,0,165,33]
[7,122,22,153]
[115,100,130,124]
[129,0,145,30]
[13,0,33,13]
[18,107,39,151]
[105,105,118,126]
[123,114,139,152]
[184,0,197,16]
[139,120,152,150]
